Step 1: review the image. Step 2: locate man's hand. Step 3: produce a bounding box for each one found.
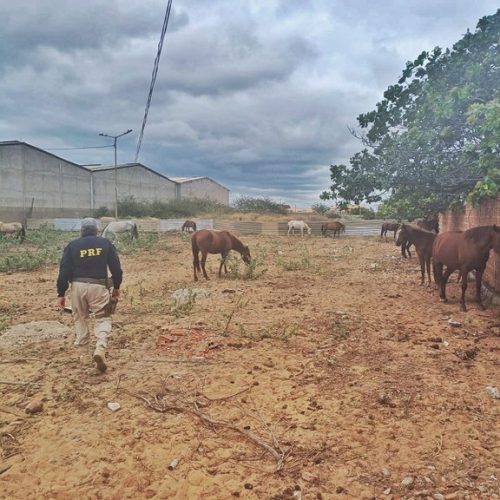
[57,296,65,308]
[112,288,120,299]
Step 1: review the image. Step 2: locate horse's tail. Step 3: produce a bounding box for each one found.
[181,222,186,231]
[21,224,26,242]
[101,223,110,237]
[193,222,197,232]
[191,235,201,271]
[132,223,138,240]
[380,224,385,237]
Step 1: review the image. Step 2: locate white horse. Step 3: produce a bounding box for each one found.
[287,220,311,237]
[0,221,26,242]
[102,220,138,241]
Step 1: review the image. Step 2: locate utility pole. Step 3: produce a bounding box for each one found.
[99,129,132,219]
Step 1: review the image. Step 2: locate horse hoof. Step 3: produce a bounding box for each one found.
[460,305,467,312]
[477,304,485,311]
[439,298,447,303]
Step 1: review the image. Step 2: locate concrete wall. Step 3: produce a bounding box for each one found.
[177,178,229,205]
[440,195,500,292]
[0,142,91,220]
[91,165,176,209]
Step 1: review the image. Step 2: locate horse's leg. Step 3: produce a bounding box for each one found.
[218,251,228,277]
[439,267,453,303]
[426,256,432,287]
[407,243,412,259]
[193,250,199,281]
[474,266,485,311]
[459,266,471,312]
[418,252,425,285]
[201,251,209,280]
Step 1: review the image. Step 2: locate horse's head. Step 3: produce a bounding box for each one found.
[395,224,407,247]
[241,245,251,264]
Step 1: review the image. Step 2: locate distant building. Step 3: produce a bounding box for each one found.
[170,177,229,206]
[85,163,177,209]
[0,141,230,220]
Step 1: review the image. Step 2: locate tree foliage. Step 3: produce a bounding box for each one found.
[322,10,500,216]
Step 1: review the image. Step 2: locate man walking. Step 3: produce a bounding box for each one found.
[57,217,123,373]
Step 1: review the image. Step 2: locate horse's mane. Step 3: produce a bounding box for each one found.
[404,224,434,235]
[464,225,495,243]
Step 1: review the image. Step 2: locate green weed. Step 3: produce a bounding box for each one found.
[226,249,267,280]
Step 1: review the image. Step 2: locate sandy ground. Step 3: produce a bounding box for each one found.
[0,233,499,500]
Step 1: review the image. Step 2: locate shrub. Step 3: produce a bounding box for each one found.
[94,206,112,218]
[311,203,330,215]
[232,196,289,214]
[117,195,231,218]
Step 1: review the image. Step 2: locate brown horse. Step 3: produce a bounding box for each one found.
[182,220,197,232]
[381,222,400,239]
[321,221,345,238]
[432,225,500,311]
[191,229,251,281]
[396,224,436,285]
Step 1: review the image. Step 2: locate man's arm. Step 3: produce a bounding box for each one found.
[107,243,123,291]
[56,244,73,298]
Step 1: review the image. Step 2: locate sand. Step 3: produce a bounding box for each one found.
[0,233,499,499]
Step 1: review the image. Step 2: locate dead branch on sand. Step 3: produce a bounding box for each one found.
[120,386,287,471]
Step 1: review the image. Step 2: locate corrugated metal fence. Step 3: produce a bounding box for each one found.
[27,218,384,236]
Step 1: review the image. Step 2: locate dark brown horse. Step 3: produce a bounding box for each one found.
[397,237,412,259]
[321,221,345,238]
[432,225,500,311]
[182,220,197,232]
[416,218,439,233]
[396,224,436,285]
[191,229,251,281]
[381,222,400,239]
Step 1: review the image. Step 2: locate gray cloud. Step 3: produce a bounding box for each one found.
[0,0,498,206]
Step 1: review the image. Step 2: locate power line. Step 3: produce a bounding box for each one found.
[135,0,173,163]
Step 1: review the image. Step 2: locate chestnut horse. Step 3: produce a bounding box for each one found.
[381,222,400,239]
[432,225,500,311]
[321,221,345,238]
[191,229,251,281]
[396,224,436,285]
[182,220,197,232]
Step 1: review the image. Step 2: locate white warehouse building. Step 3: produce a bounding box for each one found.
[0,141,230,220]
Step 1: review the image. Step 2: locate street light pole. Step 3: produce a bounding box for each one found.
[99,129,132,219]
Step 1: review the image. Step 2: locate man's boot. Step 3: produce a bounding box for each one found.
[93,346,107,373]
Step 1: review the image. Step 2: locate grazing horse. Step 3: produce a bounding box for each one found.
[182,220,197,232]
[191,229,251,281]
[432,225,500,311]
[288,220,311,237]
[381,222,400,239]
[321,221,345,238]
[396,224,436,286]
[102,220,138,241]
[416,218,439,233]
[0,222,25,242]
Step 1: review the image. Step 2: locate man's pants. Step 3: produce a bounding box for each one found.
[70,282,112,349]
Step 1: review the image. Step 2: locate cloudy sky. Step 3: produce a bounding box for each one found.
[0,1,497,206]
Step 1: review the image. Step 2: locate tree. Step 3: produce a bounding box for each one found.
[322,10,500,217]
